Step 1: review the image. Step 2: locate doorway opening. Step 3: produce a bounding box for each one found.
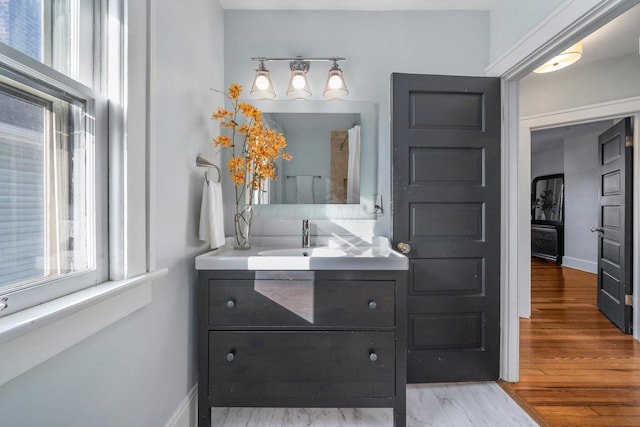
[496,0,640,382]
[531,118,635,335]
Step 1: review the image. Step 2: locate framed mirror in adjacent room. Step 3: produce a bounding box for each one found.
[531,173,564,263]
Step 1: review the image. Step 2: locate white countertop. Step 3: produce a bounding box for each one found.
[195,236,409,271]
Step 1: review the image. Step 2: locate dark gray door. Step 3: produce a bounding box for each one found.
[595,118,633,333]
[391,73,501,382]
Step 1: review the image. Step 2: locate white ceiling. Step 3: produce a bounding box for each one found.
[566,3,640,67]
[218,0,495,11]
[529,4,640,151]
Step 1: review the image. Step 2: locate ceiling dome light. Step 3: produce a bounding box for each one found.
[323,61,348,99]
[533,41,583,74]
[250,61,275,99]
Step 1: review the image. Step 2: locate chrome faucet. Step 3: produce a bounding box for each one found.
[302,219,310,248]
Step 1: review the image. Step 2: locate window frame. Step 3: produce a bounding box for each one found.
[0,0,110,317]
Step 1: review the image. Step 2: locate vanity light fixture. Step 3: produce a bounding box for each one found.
[533,41,583,73]
[250,60,276,99]
[250,56,348,99]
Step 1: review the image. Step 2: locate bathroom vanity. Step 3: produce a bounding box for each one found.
[195,236,408,427]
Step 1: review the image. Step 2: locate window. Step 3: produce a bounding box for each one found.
[0,0,95,86]
[0,0,109,316]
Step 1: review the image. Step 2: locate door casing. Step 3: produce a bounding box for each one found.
[520,106,639,331]
[486,0,640,381]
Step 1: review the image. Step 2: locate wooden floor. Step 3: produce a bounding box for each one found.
[501,258,640,426]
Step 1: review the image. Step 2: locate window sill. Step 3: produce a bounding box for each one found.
[0,269,167,386]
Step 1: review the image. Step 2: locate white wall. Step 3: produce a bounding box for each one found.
[0,1,224,425]
[531,143,564,178]
[489,0,565,62]
[562,122,613,272]
[520,54,640,116]
[223,10,490,237]
[151,0,224,423]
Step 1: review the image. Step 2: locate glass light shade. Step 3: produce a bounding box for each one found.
[250,69,276,99]
[533,42,583,74]
[323,68,348,99]
[286,70,311,99]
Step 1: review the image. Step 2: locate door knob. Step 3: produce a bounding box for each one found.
[590,227,604,235]
[397,242,411,254]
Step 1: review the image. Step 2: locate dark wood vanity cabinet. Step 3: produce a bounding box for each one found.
[198,270,407,427]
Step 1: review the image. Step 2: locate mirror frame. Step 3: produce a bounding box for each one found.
[531,173,564,225]
[251,100,378,219]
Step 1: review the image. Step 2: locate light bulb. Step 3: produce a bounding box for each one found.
[328,74,343,89]
[292,74,306,89]
[255,75,269,90]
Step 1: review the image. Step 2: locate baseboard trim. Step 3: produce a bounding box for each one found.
[562,256,597,274]
[165,384,198,427]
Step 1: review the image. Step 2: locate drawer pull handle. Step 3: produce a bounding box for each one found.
[368,300,377,310]
[226,300,236,309]
[369,352,378,362]
[226,351,235,362]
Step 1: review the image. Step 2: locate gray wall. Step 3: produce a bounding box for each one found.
[563,122,613,272]
[223,10,490,236]
[0,0,224,425]
[489,0,565,62]
[531,143,564,179]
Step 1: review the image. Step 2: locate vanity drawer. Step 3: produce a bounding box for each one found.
[209,331,396,400]
[209,279,395,327]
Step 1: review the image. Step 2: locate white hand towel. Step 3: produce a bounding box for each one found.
[296,175,314,204]
[347,125,361,204]
[199,179,225,249]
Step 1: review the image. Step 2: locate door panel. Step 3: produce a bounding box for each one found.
[392,73,501,383]
[597,118,633,333]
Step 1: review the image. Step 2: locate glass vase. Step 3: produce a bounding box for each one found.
[233,205,253,249]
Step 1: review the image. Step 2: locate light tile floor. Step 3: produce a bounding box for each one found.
[211,382,539,426]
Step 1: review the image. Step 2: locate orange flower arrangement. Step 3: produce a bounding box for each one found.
[211,84,291,247]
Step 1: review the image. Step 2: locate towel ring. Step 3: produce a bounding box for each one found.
[196,155,221,183]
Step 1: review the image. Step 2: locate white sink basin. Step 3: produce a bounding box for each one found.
[257,247,347,257]
[195,236,409,271]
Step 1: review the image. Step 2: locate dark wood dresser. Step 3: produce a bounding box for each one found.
[197,269,407,427]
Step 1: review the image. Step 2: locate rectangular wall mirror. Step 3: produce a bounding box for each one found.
[250,100,377,219]
[531,173,564,264]
[531,174,564,224]
[263,112,360,205]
